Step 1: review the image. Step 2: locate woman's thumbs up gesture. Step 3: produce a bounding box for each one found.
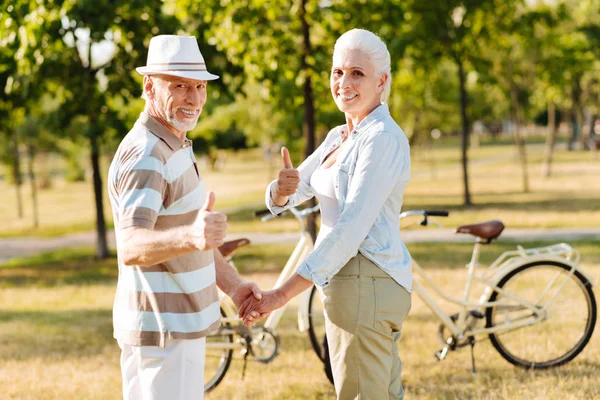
[272,147,300,205]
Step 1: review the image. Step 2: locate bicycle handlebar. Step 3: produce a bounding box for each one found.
[256,207,444,227]
[424,210,449,217]
[399,210,449,227]
[399,210,448,219]
[254,205,321,224]
[254,209,271,217]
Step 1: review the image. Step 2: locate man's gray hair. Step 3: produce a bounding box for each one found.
[333,29,392,103]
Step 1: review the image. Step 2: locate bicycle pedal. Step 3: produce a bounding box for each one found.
[470,310,484,319]
[434,346,449,361]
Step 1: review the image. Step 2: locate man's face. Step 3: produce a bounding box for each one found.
[145,74,208,134]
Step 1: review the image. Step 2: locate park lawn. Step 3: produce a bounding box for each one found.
[1,240,599,399]
[1,140,599,237]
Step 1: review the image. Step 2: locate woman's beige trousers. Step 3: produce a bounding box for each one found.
[322,254,411,400]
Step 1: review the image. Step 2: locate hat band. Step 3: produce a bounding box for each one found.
[147,62,207,72]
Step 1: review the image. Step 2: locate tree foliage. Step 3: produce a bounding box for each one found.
[1,0,599,232]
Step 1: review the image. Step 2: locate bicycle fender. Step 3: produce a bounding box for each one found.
[479,255,595,305]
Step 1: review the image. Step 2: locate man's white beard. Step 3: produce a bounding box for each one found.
[155,97,200,133]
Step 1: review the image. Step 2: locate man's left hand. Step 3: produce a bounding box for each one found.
[229,281,262,309]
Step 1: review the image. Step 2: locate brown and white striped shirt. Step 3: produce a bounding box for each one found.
[108,112,220,347]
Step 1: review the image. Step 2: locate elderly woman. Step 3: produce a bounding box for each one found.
[240,28,412,399]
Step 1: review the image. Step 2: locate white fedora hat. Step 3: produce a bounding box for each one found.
[136,35,219,81]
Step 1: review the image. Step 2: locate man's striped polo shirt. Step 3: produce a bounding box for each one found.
[108,112,220,347]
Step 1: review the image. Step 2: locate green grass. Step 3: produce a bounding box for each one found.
[0,247,118,288]
[1,243,599,399]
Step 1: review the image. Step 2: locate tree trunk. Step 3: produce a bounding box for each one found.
[568,79,582,151]
[11,133,24,218]
[542,102,557,178]
[457,58,472,206]
[300,0,317,242]
[590,114,598,160]
[470,131,480,149]
[576,107,586,151]
[90,133,109,259]
[27,143,39,228]
[408,110,422,148]
[82,41,108,259]
[510,83,529,193]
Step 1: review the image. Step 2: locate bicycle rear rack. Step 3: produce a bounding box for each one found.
[486,243,579,273]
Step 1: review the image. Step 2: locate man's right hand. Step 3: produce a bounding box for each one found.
[191,191,227,250]
[272,147,299,205]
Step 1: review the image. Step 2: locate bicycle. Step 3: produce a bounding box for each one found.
[207,208,597,391]
[368,210,595,374]
[204,205,329,392]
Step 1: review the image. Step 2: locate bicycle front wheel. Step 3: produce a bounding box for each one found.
[485,261,596,369]
[307,285,334,384]
[308,285,327,362]
[204,307,234,392]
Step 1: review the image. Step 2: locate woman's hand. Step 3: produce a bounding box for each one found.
[272,147,299,206]
[238,289,287,326]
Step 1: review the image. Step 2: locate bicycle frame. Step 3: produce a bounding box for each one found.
[264,230,314,331]
[208,206,319,351]
[412,240,595,340]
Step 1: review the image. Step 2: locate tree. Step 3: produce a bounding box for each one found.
[4,0,180,257]
[17,117,46,228]
[404,1,494,206]
[480,1,537,193]
[0,2,47,220]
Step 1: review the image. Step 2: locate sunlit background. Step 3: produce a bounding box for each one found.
[0,1,599,399]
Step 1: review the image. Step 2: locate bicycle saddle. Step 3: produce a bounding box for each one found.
[455,220,505,243]
[218,238,251,257]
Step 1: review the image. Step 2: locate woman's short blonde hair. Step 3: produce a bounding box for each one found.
[333,29,392,103]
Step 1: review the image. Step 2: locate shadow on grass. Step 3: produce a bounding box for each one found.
[0,308,115,360]
[406,361,600,399]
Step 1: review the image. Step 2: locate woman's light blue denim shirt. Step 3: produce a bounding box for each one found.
[265,104,412,292]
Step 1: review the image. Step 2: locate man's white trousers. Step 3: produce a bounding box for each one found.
[118,338,206,400]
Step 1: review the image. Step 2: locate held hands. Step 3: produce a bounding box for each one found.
[191,191,228,251]
[272,147,299,206]
[229,281,263,309]
[238,289,288,326]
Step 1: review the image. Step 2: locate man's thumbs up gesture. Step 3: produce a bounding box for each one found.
[272,147,300,206]
[192,191,228,250]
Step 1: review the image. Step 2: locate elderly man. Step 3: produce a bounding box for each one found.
[107,35,261,400]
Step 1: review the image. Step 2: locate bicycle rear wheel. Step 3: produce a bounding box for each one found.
[485,261,596,369]
[204,307,234,392]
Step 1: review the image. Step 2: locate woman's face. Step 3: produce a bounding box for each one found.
[330,49,385,119]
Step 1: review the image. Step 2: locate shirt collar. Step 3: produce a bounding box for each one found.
[137,112,187,150]
[352,103,389,136]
